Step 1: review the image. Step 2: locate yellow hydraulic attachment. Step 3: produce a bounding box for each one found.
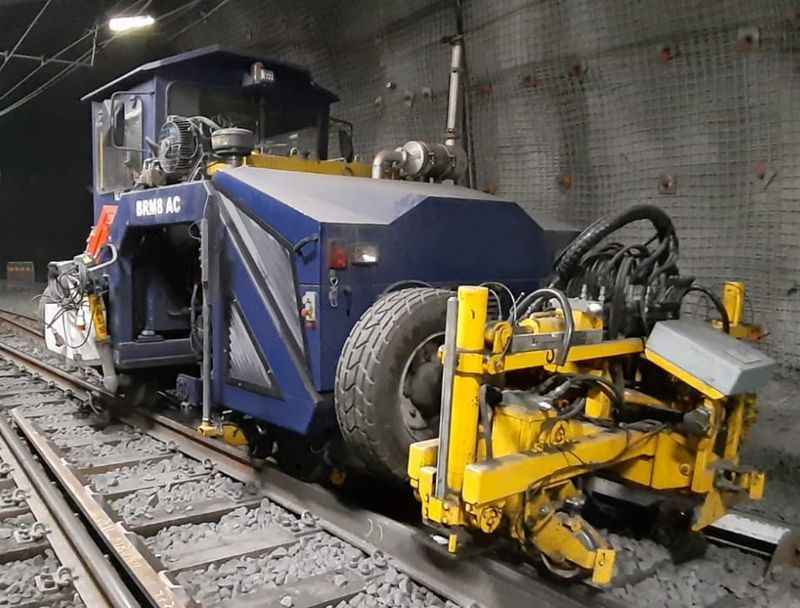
[409,285,768,586]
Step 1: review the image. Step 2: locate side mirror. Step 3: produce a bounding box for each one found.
[338,128,354,163]
[112,103,125,148]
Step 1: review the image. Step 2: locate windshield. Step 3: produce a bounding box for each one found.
[167,82,326,159]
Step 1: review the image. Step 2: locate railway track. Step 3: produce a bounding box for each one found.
[0,317,608,608]
[0,309,43,339]
[0,314,798,607]
[0,359,139,607]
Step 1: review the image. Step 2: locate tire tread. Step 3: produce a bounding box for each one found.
[334,288,451,478]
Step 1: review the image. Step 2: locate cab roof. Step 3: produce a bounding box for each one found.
[81,45,338,103]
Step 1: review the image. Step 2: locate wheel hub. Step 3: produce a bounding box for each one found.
[399,332,444,435]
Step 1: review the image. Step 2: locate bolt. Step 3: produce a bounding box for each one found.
[659,174,676,194]
[523,75,542,88]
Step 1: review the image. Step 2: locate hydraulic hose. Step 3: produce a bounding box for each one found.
[552,205,677,287]
[680,285,731,334]
[515,287,574,366]
[552,374,625,413]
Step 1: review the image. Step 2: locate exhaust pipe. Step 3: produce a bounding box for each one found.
[371,147,406,180]
[370,35,466,183]
[444,35,463,147]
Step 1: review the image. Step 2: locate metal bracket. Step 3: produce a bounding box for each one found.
[328,271,340,308]
[0,488,26,508]
[13,522,48,544]
[34,566,72,593]
[435,297,459,499]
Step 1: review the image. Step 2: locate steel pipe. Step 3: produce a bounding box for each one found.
[444,37,464,146]
[200,217,212,427]
[0,416,140,608]
[371,147,405,179]
[435,296,458,499]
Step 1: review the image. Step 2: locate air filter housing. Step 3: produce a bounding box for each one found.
[211,128,255,159]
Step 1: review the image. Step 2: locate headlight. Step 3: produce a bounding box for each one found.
[351,242,379,265]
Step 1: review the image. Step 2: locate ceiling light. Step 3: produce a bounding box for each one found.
[109,15,155,33]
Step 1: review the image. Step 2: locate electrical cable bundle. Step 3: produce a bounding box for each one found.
[41,266,95,349]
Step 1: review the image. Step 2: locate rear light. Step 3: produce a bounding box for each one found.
[329,242,348,269]
[351,242,379,265]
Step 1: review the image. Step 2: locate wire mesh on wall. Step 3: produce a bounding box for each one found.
[174,0,800,368]
[463,0,800,367]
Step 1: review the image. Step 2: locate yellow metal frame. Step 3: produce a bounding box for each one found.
[209,152,372,178]
[409,284,765,587]
[712,281,763,341]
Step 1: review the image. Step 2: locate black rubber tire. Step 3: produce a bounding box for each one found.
[335,287,452,480]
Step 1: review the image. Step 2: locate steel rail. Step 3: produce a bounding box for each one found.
[10,411,190,608]
[0,339,104,397]
[0,339,617,608]
[133,410,616,608]
[0,307,43,338]
[0,416,141,608]
[0,308,38,322]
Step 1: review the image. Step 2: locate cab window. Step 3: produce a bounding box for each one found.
[93,95,143,193]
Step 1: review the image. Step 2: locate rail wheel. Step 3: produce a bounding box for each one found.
[535,518,608,581]
[335,287,451,480]
[274,432,330,483]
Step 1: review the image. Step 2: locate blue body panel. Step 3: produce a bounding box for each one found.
[86,46,575,436]
[100,166,565,435]
[212,167,553,399]
[106,182,210,369]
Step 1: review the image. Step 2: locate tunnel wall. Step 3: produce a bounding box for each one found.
[166,0,800,368]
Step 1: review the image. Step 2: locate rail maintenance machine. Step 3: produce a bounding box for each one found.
[43,44,774,585]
